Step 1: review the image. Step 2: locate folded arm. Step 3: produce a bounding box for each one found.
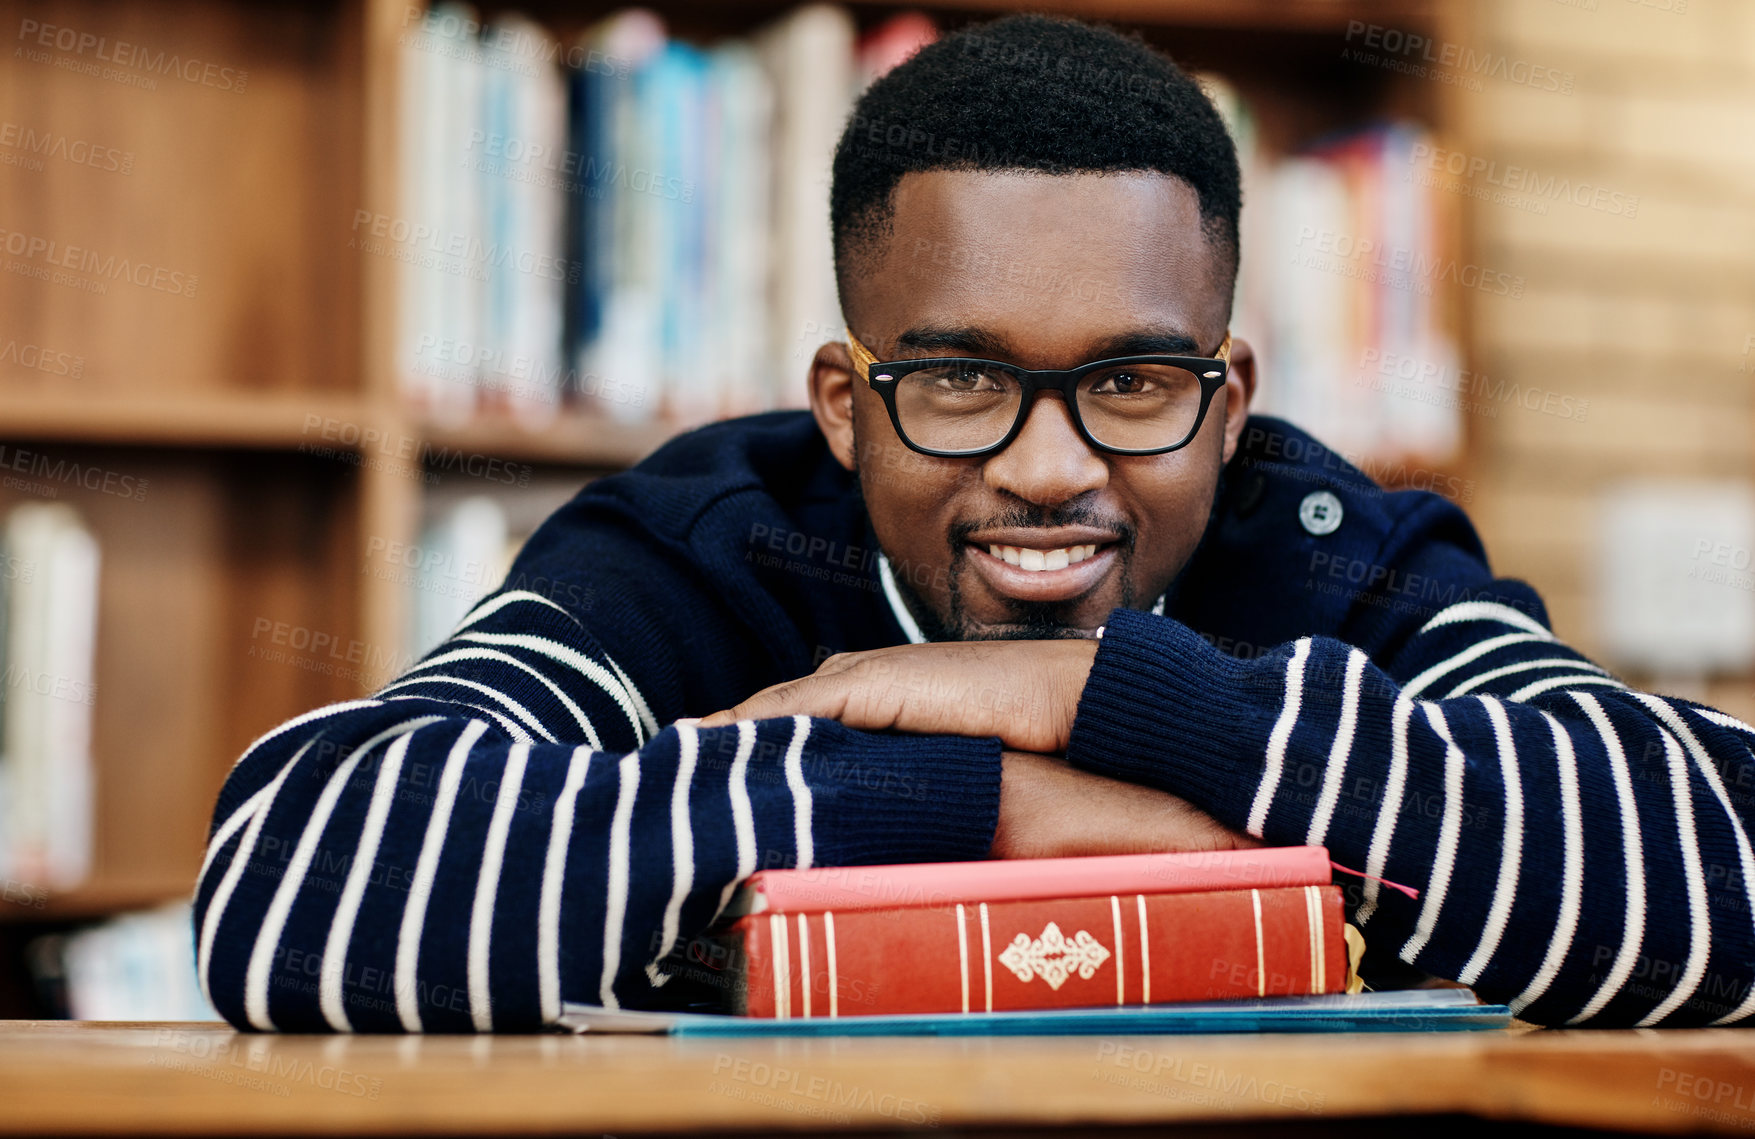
[194,590,1001,1032]
[1068,601,1755,1027]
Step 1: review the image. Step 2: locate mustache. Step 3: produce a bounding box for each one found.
[947,501,1135,550]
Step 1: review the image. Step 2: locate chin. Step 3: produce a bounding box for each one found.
[954,602,1106,641]
[967,624,1101,642]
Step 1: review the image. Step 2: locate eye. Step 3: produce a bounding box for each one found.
[1089,370,1154,395]
[934,366,1006,392]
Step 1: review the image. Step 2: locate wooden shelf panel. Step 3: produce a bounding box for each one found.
[418,411,679,469]
[0,393,367,451]
[0,393,682,468]
[0,878,191,924]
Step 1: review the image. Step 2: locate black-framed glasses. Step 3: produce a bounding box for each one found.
[847,329,1232,458]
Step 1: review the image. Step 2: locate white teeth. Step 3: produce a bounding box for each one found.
[984,543,1102,572]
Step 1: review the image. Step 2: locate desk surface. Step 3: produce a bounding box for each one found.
[4,1020,1755,1135]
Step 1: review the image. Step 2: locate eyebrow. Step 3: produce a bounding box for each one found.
[893,325,1204,361]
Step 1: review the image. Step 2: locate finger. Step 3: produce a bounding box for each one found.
[695,677,847,729]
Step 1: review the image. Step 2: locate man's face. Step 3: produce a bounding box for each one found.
[817,169,1252,641]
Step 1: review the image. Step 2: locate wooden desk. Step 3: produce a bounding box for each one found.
[4,1020,1755,1135]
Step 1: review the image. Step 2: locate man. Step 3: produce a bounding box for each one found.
[196,15,1755,1032]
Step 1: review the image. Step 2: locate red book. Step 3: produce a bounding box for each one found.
[727,885,1348,1018]
[726,846,1333,917]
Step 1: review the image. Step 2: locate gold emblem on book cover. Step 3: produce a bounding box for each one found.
[997,922,1111,990]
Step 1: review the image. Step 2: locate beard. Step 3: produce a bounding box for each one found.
[852,419,1138,642]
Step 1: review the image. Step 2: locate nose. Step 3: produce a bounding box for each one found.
[981,392,1109,507]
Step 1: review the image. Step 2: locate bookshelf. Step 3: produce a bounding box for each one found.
[0,0,1464,1007]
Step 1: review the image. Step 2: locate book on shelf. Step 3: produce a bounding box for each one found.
[395,3,889,428]
[1203,76,1462,467]
[28,902,218,1021]
[406,475,599,659]
[0,503,99,893]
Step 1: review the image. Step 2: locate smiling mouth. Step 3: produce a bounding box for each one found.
[962,535,1124,606]
[983,543,1101,572]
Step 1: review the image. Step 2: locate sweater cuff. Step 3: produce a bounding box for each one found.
[1065,608,1280,825]
[805,722,1004,867]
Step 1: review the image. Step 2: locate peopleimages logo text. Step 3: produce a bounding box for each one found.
[16,20,249,91]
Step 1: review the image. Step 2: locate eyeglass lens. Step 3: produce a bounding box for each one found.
[890,361,1208,452]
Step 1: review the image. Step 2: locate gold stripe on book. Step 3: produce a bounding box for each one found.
[979,902,993,1012]
[1251,889,1265,998]
[770,914,789,1020]
[797,914,811,1018]
[1312,887,1327,992]
[1136,894,1151,1006]
[1110,896,1125,1006]
[956,904,970,1014]
[824,911,839,1018]
[1304,886,1320,994]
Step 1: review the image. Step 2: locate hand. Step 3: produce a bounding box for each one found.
[993,751,1259,859]
[696,640,1098,754]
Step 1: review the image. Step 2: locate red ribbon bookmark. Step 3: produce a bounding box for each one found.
[1329,860,1420,899]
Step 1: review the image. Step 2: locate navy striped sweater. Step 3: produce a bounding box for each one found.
[196,412,1755,1030]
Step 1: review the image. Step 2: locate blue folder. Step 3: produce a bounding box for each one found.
[556,988,1511,1036]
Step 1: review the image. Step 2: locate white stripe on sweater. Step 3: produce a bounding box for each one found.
[1457,697,1523,987]
[409,647,602,747]
[457,631,646,744]
[601,648,658,740]
[243,718,444,1030]
[1247,638,1311,837]
[381,695,533,743]
[456,589,578,633]
[1446,658,1610,698]
[395,720,490,1031]
[197,738,319,1008]
[1510,674,1626,703]
[713,720,759,921]
[646,724,699,987]
[1635,694,1755,1024]
[1568,692,1646,1024]
[599,751,641,1009]
[224,699,382,775]
[538,746,593,1023]
[320,730,420,1030]
[377,675,556,742]
[1356,695,1415,925]
[1419,601,1553,639]
[785,716,815,869]
[1306,648,1367,847]
[1508,712,1585,1015]
[1639,730,1710,1026]
[1401,704,1466,964]
[468,742,530,1031]
[1692,706,1755,737]
[1401,633,1550,699]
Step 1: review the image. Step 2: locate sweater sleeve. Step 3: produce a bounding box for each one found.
[1067,599,1755,1027]
[194,589,1002,1032]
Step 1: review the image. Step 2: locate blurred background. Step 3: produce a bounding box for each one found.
[0,0,1748,1019]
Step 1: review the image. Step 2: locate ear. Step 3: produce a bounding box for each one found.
[1218,335,1258,466]
[808,339,859,472]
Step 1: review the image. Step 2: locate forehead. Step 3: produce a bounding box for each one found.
[858,169,1226,357]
